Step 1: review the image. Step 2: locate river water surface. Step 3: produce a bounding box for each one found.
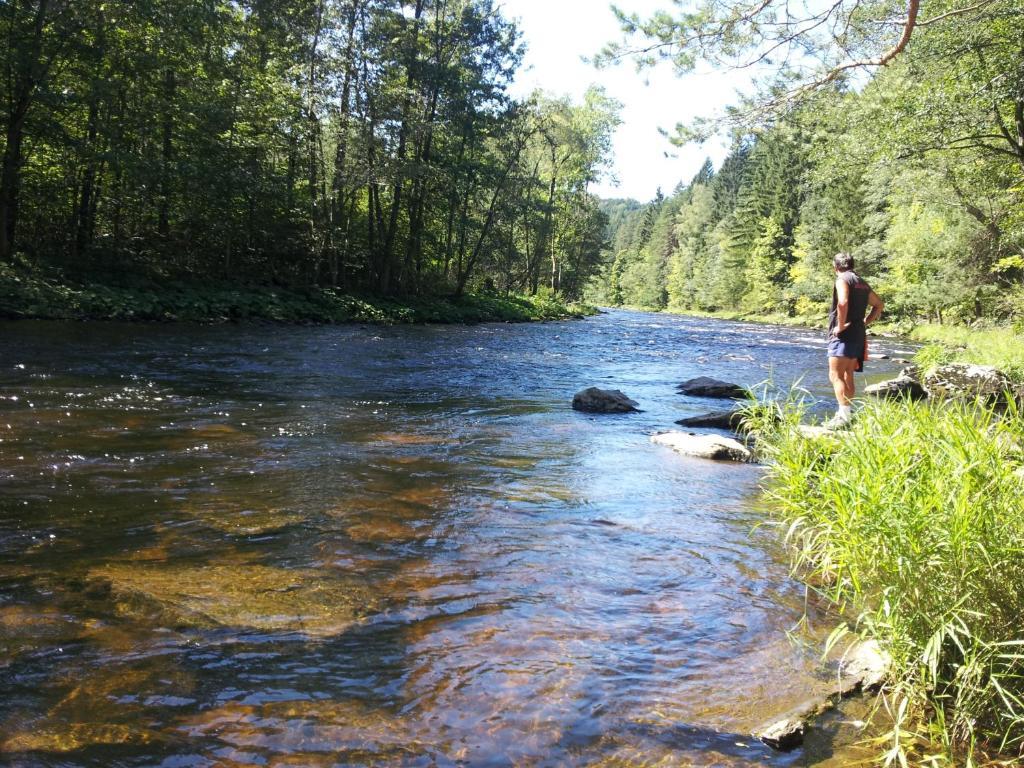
[0,310,913,767]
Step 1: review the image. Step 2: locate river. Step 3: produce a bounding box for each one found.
[0,309,914,767]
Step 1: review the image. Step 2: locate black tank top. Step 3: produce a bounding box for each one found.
[828,270,871,336]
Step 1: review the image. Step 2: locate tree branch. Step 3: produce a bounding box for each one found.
[916,0,998,27]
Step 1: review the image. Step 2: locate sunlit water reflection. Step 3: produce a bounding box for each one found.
[0,310,910,766]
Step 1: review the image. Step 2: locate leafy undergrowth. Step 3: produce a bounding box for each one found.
[0,264,592,324]
[910,325,1024,383]
[745,396,1024,766]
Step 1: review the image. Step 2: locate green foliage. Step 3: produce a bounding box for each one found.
[912,343,955,374]
[760,399,1024,764]
[0,263,591,324]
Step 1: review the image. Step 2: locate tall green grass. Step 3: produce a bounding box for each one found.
[748,397,1024,766]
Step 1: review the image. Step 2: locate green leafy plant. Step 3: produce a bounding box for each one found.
[759,398,1024,764]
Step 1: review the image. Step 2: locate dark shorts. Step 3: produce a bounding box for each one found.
[828,331,866,372]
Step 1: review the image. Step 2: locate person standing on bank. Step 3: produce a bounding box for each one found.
[827,252,884,427]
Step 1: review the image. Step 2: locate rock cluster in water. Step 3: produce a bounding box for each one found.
[572,377,755,462]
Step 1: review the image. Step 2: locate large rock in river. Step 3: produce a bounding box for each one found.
[676,376,746,399]
[923,363,1017,404]
[652,430,752,462]
[675,409,747,431]
[572,387,640,413]
[864,370,928,401]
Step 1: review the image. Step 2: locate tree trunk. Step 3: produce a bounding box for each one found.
[454,141,524,297]
[158,67,175,240]
[544,149,558,292]
[329,0,360,283]
[0,0,52,261]
[0,112,27,261]
[379,0,425,294]
[74,97,100,259]
[306,0,325,279]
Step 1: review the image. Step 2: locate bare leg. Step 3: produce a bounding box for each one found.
[828,356,855,407]
[843,366,856,402]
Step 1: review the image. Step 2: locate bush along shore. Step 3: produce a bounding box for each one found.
[742,390,1024,766]
[0,265,593,325]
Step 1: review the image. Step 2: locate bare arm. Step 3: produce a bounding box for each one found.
[833,277,850,335]
[866,290,884,326]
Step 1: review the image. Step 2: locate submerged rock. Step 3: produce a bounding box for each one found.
[676,376,747,399]
[755,717,805,751]
[755,638,890,753]
[651,431,752,462]
[864,371,928,401]
[674,409,747,431]
[572,387,640,413]
[88,562,374,637]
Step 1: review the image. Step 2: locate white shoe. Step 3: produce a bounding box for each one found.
[822,412,853,430]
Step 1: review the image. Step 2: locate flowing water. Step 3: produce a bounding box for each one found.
[0,310,913,767]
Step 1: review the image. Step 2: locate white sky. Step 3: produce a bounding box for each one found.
[504,0,755,203]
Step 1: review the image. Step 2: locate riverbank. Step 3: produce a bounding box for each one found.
[634,303,1024,386]
[0,264,593,324]
[744,393,1024,765]
[662,306,822,330]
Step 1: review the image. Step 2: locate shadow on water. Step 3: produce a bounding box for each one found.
[0,311,915,766]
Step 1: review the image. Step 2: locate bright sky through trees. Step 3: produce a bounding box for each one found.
[506,0,753,202]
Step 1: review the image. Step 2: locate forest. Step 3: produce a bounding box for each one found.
[590,0,1024,330]
[0,0,618,313]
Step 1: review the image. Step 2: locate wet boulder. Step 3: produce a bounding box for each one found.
[864,371,927,401]
[676,377,746,399]
[923,363,1016,404]
[840,639,891,693]
[572,387,640,413]
[652,430,752,462]
[675,409,747,431]
[754,717,805,751]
